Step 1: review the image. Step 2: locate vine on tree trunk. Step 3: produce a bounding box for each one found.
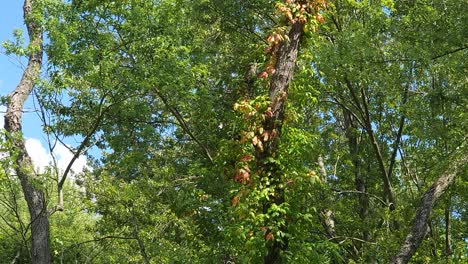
[231,1,327,262]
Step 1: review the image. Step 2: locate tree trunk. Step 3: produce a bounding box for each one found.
[258,19,304,264]
[4,0,51,263]
[133,228,150,264]
[390,152,467,264]
[444,200,452,256]
[343,109,370,244]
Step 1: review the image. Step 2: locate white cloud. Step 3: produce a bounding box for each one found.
[24,138,88,178]
[1,106,88,179]
[25,138,51,173]
[55,143,88,176]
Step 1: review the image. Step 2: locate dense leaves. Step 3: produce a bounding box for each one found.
[1,0,466,263]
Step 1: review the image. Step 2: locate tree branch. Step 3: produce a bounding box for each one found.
[331,188,389,207]
[388,85,409,179]
[390,150,467,264]
[359,85,395,210]
[152,89,214,163]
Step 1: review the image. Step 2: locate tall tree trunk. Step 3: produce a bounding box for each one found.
[343,110,370,240]
[258,18,304,264]
[4,0,50,263]
[444,199,452,256]
[390,152,466,264]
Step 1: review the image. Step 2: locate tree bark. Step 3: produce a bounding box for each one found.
[343,109,370,252]
[444,200,452,256]
[390,152,467,264]
[4,0,51,263]
[133,228,150,264]
[258,18,304,264]
[358,85,395,210]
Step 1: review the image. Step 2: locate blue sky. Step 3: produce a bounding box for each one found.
[1,0,43,139]
[1,1,88,175]
[0,0,24,95]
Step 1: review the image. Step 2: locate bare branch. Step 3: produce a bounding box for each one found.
[331,188,389,207]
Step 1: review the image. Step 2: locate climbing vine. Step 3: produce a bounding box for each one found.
[229,1,328,261]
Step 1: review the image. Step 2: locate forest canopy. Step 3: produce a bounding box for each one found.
[1,0,466,263]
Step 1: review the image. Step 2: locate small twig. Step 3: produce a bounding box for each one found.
[10,250,20,264]
[333,155,340,180]
[329,236,377,245]
[331,188,389,207]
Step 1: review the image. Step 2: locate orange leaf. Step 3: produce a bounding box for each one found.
[316,14,325,24]
[231,195,240,206]
[257,71,269,79]
[235,168,250,184]
[267,35,275,43]
[267,66,276,75]
[240,154,253,162]
[264,107,273,118]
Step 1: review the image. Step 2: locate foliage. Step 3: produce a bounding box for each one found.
[0,0,466,263]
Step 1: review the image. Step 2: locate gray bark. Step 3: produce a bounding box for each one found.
[444,201,452,256]
[4,0,51,263]
[390,152,467,264]
[261,18,304,264]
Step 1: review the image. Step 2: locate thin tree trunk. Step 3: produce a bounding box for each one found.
[4,0,50,263]
[444,200,452,256]
[133,228,150,264]
[358,85,395,210]
[317,156,336,239]
[343,109,370,251]
[390,152,466,264]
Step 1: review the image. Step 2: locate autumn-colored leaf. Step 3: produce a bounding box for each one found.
[252,136,259,146]
[270,129,278,138]
[231,195,240,206]
[240,154,253,162]
[264,107,273,118]
[234,167,251,184]
[257,140,264,152]
[267,35,275,43]
[316,14,325,24]
[267,65,276,75]
[258,71,269,79]
[285,11,293,22]
[262,131,270,142]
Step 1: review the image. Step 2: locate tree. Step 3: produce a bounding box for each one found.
[1,0,466,262]
[391,149,467,264]
[3,0,51,262]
